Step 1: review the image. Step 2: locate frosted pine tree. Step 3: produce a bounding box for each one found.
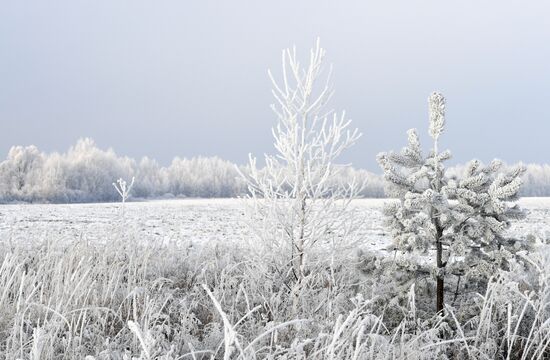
[377,92,526,315]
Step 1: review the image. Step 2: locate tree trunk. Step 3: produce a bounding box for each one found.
[436,272,444,314]
[292,195,307,315]
[432,146,445,315]
[436,224,444,315]
[294,195,307,280]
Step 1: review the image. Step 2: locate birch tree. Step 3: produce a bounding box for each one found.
[241,39,362,311]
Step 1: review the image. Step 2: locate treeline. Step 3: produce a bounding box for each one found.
[0,138,547,203]
[0,138,246,203]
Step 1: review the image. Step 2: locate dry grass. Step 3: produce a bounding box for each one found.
[0,220,547,359]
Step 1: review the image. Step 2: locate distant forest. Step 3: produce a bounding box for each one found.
[0,138,548,203]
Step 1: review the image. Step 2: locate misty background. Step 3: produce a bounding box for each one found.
[1,1,549,173]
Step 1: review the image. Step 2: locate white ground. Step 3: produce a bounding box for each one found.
[1,198,548,249]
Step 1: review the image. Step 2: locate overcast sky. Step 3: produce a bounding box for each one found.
[1,1,549,171]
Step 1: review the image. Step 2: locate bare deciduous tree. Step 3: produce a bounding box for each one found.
[240,39,362,312]
[113,176,135,217]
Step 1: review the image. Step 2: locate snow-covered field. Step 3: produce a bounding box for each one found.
[0,199,251,247]
[0,198,548,359]
[2,197,549,247]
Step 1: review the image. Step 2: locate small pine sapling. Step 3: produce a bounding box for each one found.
[377,92,526,315]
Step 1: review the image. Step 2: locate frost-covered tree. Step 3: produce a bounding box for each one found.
[241,39,362,311]
[36,152,68,202]
[133,157,162,198]
[377,92,526,314]
[520,163,550,196]
[63,138,135,202]
[0,145,44,200]
[0,139,249,203]
[164,156,245,198]
[113,176,134,216]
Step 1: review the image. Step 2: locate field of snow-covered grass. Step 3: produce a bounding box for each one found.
[0,198,548,359]
[2,198,550,249]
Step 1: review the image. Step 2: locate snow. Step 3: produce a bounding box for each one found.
[1,197,547,249]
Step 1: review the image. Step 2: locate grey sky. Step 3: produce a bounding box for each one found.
[1,1,549,171]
